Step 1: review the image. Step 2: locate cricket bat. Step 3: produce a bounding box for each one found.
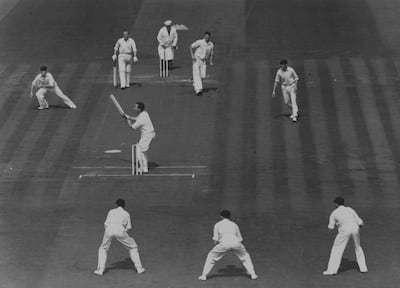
[113,60,117,88]
[109,94,125,115]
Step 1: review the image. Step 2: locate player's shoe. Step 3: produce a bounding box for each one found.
[198,275,207,281]
[250,274,258,280]
[360,270,368,274]
[70,104,77,109]
[37,106,49,110]
[136,267,146,274]
[292,116,298,122]
[322,271,336,276]
[93,269,104,276]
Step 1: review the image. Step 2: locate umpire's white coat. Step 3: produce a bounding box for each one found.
[157,26,178,60]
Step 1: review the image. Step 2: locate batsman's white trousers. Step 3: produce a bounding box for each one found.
[35,87,76,108]
[138,131,155,172]
[158,45,174,61]
[118,54,132,88]
[201,241,256,276]
[97,226,144,271]
[325,224,368,273]
[192,58,206,93]
[281,84,298,117]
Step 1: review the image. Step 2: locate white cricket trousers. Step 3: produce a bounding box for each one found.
[35,87,76,108]
[192,58,206,93]
[137,131,155,172]
[281,84,298,117]
[201,242,256,276]
[118,54,132,88]
[326,225,368,273]
[97,226,144,271]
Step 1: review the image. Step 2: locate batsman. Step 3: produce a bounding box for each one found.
[124,102,155,173]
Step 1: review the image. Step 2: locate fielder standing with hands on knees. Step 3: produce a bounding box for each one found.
[112,31,138,90]
[124,102,155,174]
[272,59,299,122]
[323,197,368,275]
[190,32,214,96]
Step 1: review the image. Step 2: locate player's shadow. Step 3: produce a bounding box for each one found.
[203,87,218,93]
[207,265,248,279]
[168,65,180,70]
[274,113,292,119]
[338,258,359,273]
[148,162,160,168]
[106,258,134,272]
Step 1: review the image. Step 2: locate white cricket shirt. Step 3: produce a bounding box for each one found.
[191,39,214,60]
[32,72,57,88]
[104,207,132,230]
[114,37,137,54]
[213,218,243,243]
[274,67,299,87]
[131,111,155,135]
[328,205,364,230]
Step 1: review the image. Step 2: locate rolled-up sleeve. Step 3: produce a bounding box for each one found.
[328,212,336,229]
[212,223,219,241]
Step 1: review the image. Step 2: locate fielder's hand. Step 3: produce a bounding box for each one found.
[272,91,276,98]
[133,56,138,63]
[122,114,128,119]
[112,54,117,61]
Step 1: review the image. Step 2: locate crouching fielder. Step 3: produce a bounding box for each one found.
[30,66,77,110]
[94,199,145,275]
[198,210,258,281]
[124,102,155,173]
[323,197,368,275]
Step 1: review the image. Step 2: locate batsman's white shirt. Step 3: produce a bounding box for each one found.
[274,67,299,87]
[191,39,214,60]
[114,37,137,54]
[32,72,57,88]
[213,219,243,245]
[131,111,154,135]
[328,206,363,231]
[104,207,132,231]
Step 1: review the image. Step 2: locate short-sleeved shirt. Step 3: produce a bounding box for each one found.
[213,218,243,244]
[131,111,155,135]
[104,207,132,230]
[328,205,364,231]
[274,67,299,87]
[114,37,137,54]
[32,72,57,88]
[191,39,214,60]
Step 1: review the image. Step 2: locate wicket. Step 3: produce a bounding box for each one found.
[160,50,168,78]
[131,144,143,175]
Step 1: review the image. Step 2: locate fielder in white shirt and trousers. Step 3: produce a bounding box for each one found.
[272,59,299,122]
[198,210,258,281]
[94,199,145,275]
[323,197,368,275]
[112,31,138,89]
[190,32,214,96]
[124,102,155,173]
[157,20,178,68]
[30,66,77,110]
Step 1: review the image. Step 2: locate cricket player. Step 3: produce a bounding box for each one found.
[94,199,145,276]
[323,197,368,275]
[124,102,155,173]
[272,59,299,122]
[112,31,138,89]
[198,210,258,281]
[157,20,178,69]
[190,32,214,96]
[30,66,77,110]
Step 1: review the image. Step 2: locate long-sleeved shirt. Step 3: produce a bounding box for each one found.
[104,207,132,230]
[157,26,178,47]
[328,205,364,231]
[114,37,137,55]
[274,67,299,87]
[32,72,57,88]
[212,218,243,244]
[130,111,155,136]
[191,39,214,60]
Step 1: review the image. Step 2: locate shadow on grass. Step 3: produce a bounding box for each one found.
[207,265,249,279]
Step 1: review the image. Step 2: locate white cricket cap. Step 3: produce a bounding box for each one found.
[164,20,173,26]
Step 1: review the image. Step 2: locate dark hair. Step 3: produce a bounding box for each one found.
[280,59,288,65]
[136,102,145,111]
[220,210,231,219]
[204,31,211,36]
[333,197,344,205]
[115,198,126,208]
[40,66,47,71]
